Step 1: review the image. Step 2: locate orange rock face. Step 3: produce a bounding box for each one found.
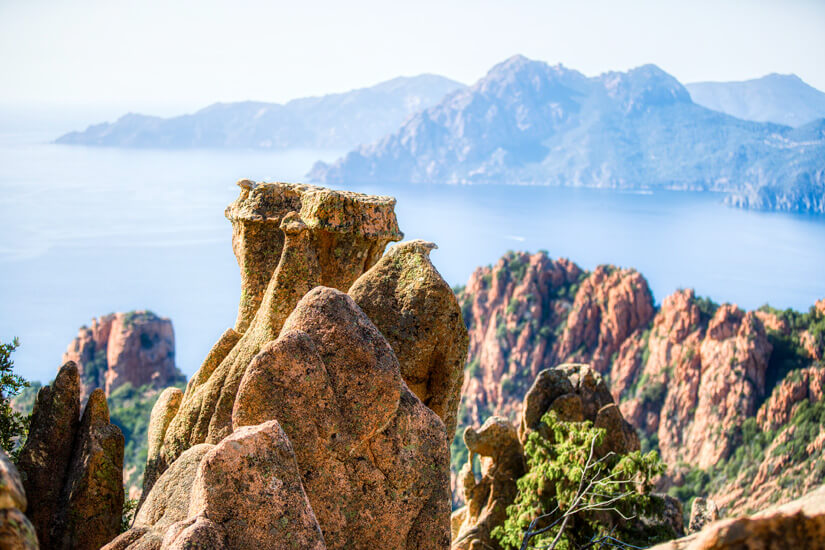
[458,251,825,516]
[62,311,184,401]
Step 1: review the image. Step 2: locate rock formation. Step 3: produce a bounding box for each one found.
[117,180,463,549]
[350,239,469,436]
[452,364,679,549]
[17,363,124,550]
[457,250,825,515]
[158,182,403,468]
[688,497,718,533]
[233,288,451,549]
[63,311,184,401]
[0,449,38,550]
[451,417,525,550]
[651,484,825,550]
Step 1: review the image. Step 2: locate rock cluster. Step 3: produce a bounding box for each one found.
[16,362,124,550]
[111,181,466,550]
[0,450,38,549]
[63,311,185,401]
[451,364,677,550]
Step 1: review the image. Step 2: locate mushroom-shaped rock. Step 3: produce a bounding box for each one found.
[187,421,325,550]
[159,183,402,472]
[349,240,469,436]
[16,361,80,548]
[51,388,125,550]
[232,287,451,550]
[225,180,402,332]
[139,387,183,512]
[0,449,38,550]
[452,417,526,550]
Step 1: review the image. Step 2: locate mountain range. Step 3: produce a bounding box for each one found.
[310,55,825,214]
[55,74,465,150]
[686,73,825,127]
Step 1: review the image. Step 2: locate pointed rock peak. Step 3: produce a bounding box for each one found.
[82,388,111,426]
[54,361,80,394]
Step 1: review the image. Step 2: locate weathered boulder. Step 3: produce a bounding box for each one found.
[651,484,825,549]
[138,387,183,512]
[51,388,125,550]
[0,449,38,550]
[159,182,402,472]
[232,287,451,549]
[186,421,325,550]
[451,417,525,550]
[349,240,469,436]
[16,361,81,548]
[104,444,213,550]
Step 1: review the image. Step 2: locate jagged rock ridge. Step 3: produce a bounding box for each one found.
[456,250,825,515]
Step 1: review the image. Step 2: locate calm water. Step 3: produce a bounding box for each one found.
[2,133,825,383]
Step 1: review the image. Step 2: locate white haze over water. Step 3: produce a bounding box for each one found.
[2,132,825,384]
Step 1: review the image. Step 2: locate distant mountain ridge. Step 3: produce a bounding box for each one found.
[687,74,825,127]
[56,74,466,149]
[310,55,825,214]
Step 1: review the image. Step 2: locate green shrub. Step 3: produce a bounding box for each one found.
[493,411,673,549]
[0,338,30,458]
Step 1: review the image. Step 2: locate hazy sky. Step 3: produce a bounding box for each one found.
[2,0,824,118]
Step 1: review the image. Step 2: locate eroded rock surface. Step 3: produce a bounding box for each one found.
[139,387,183,512]
[233,287,451,550]
[16,362,80,548]
[349,239,469,436]
[159,182,403,473]
[0,449,38,550]
[18,368,124,550]
[451,417,525,550]
[51,389,125,550]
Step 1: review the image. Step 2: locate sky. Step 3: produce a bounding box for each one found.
[1,0,825,124]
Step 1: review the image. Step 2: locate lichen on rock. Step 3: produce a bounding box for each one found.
[350,239,469,437]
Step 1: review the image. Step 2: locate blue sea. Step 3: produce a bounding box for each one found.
[2,131,825,383]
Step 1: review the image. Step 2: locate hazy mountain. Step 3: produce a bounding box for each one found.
[687,74,825,127]
[55,74,466,149]
[310,55,825,214]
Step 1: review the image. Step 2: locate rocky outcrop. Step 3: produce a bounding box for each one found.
[458,251,825,516]
[63,311,184,401]
[350,240,469,436]
[0,449,38,550]
[16,362,80,547]
[120,181,462,549]
[159,182,403,468]
[452,364,677,549]
[616,295,773,468]
[651,484,825,550]
[233,288,450,549]
[457,252,651,429]
[51,389,125,550]
[757,366,825,431]
[451,417,525,550]
[16,364,124,550]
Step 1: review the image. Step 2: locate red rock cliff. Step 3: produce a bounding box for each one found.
[62,311,184,401]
